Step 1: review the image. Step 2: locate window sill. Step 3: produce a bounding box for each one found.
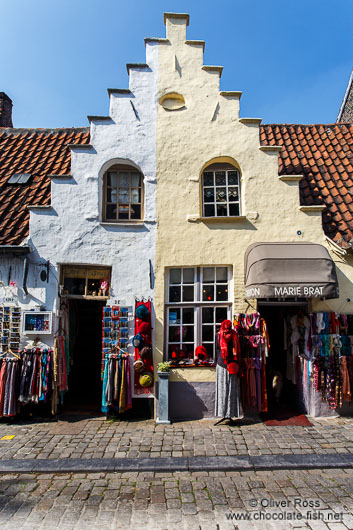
[100,221,145,227]
[187,215,247,223]
[61,294,110,300]
[169,363,215,369]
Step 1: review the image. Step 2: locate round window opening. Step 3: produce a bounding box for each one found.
[159,93,186,111]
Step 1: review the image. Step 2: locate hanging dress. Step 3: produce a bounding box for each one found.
[214,321,241,418]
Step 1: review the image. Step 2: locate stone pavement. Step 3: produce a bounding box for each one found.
[2,416,353,528]
[1,416,353,462]
[1,468,353,529]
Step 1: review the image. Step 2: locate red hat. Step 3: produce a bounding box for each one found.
[136,321,150,335]
[195,346,207,361]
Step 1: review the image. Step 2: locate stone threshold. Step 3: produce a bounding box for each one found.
[1,453,353,473]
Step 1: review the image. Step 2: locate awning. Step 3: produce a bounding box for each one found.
[244,242,339,299]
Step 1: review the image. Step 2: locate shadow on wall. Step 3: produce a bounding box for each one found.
[156,380,214,420]
[313,260,353,314]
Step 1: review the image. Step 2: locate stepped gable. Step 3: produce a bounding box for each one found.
[260,123,353,250]
[0,127,90,245]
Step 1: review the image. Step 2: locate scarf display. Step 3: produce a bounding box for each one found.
[218,320,240,365]
[0,347,58,417]
[0,357,19,417]
[309,312,353,410]
[101,353,132,414]
[234,312,269,413]
[18,348,54,405]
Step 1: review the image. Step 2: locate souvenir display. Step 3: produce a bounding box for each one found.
[306,312,353,410]
[214,319,241,419]
[0,344,66,417]
[101,352,132,414]
[22,311,52,334]
[0,356,20,417]
[101,305,129,377]
[0,306,21,355]
[194,345,208,365]
[134,299,153,395]
[101,305,132,414]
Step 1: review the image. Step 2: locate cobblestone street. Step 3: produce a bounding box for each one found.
[1,416,353,460]
[1,468,353,529]
[1,416,353,527]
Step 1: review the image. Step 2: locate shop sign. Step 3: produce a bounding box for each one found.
[0,286,19,306]
[246,285,327,299]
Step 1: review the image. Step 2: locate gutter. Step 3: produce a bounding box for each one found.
[0,245,31,255]
[325,236,350,256]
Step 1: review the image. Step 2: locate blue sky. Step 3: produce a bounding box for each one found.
[2,0,352,128]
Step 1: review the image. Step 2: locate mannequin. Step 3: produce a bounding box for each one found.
[215,320,242,422]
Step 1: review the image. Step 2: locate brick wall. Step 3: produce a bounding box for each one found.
[0,93,13,127]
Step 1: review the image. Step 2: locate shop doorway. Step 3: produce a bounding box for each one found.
[65,299,106,413]
[258,302,308,417]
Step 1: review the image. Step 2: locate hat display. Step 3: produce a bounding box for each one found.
[133,359,145,373]
[136,321,150,335]
[132,333,144,349]
[136,304,150,321]
[195,345,208,361]
[139,346,152,359]
[139,372,153,388]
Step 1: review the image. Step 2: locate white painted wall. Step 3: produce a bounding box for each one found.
[8,43,159,359]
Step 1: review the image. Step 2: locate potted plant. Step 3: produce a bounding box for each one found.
[156,361,171,424]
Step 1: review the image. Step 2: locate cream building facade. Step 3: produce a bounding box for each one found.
[153,13,353,419]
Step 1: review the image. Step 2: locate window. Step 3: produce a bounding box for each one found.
[103,165,143,222]
[166,266,232,364]
[202,163,240,218]
[61,265,111,298]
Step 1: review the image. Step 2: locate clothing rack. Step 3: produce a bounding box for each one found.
[234,312,269,413]
[101,352,132,414]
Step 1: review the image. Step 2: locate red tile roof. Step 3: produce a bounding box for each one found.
[260,123,353,249]
[0,123,352,251]
[0,128,90,245]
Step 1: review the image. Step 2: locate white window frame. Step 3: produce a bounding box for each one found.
[165,266,232,363]
[103,165,144,223]
[202,167,241,218]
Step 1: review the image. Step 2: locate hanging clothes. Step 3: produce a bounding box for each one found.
[0,357,20,417]
[233,313,269,414]
[101,353,132,415]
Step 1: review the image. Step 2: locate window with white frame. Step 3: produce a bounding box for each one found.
[166,266,232,364]
[103,165,143,222]
[202,163,240,218]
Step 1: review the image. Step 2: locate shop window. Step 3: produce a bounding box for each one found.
[202,163,241,218]
[61,265,111,299]
[166,266,232,364]
[103,165,143,222]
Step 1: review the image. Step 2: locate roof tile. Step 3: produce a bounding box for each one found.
[0,127,90,244]
[261,123,353,249]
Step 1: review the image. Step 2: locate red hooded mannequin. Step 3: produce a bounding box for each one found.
[217,320,240,374]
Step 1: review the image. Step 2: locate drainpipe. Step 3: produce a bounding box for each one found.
[22,257,29,295]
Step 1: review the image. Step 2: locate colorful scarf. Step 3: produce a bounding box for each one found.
[218,320,240,363]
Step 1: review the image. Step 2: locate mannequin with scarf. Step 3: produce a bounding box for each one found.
[215,320,242,422]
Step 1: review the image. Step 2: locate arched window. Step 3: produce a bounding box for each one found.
[103,165,143,222]
[202,162,241,218]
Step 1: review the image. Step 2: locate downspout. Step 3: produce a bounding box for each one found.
[22,257,29,295]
